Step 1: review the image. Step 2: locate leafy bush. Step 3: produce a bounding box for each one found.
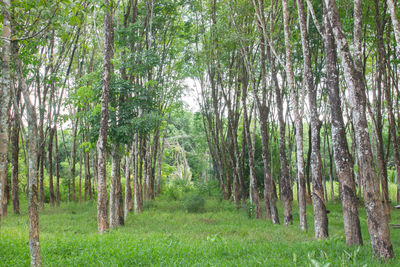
[163,179,193,200]
[195,180,222,199]
[183,193,205,213]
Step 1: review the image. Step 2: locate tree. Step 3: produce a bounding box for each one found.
[97,0,114,234]
[296,0,328,238]
[324,0,393,258]
[282,0,307,232]
[0,0,12,221]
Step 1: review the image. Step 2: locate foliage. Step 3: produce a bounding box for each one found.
[182,193,205,213]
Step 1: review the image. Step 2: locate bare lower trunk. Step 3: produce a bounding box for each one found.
[124,152,133,219]
[282,0,307,231]
[0,0,12,222]
[296,0,328,238]
[110,144,124,228]
[55,128,61,206]
[156,134,165,196]
[325,0,393,257]
[133,134,141,213]
[14,40,42,267]
[11,109,20,214]
[241,68,261,219]
[97,0,113,234]
[48,128,55,207]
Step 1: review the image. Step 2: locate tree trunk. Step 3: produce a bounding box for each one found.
[97,0,114,234]
[282,0,307,231]
[14,40,42,267]
[133,133,141,213]
[373,0,390,220]
[241,67,262,219]
[71,117,79,203]
[387,0,400,55]
[0,0,12,221]
[296,0,328,238]
[254,0,279,224]
[48,127,55,207]
[124,152,133,219]
[324,0,393,257]
[110,144,124,228]
[55,127,61,206]
[11,99,20,214]
[156,134,165,196]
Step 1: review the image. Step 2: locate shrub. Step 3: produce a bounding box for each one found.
[183,193,205,213]
[164,186,182,200]
[194,180,222,200]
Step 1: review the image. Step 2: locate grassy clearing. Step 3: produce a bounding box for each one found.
[1,197,400,266]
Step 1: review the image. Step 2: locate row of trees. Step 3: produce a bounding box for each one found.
[1,0,400,265]
[0,0,192,265]
[194,0,400,259]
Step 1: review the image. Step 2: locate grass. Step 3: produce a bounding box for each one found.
[1,196,400,266]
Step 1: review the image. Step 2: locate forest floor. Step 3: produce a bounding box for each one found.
[2,197,400,266]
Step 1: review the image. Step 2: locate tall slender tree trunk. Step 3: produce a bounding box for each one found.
[0,0,12,221]
[71,118,79,203]
[14,41,42,267]
[48,128,55,207]
[11,93,21,214]
[133,133,141,213]
[324,0,393,257]
[282,0,307,231]
[156,134,165,196]
[124,152,133,219]
[55,127,61,206]
[97,0,114,234]
[373,0,390,220]
[296,0,328,238]
[253,0,279,224]
[241,66,262,219]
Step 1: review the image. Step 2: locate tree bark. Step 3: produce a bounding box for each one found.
[11,88,21,214]
[48,127,55,207]
[282,0,307,231]
[296,0,328,238]
[387,0,400,55]
[324,0,393,257]
[110,144,124,227]
[241,66,262,219]
[253,0,279,225]
[1,0,12,220]
[55,127,61,206]
[14,41,42,266]
[97,0,114,234]
[124,152,133,219]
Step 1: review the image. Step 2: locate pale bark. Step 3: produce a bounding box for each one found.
[282,0,307,231]
[388,0,400,55]
[1,0,12,220]
[322,4,363,245]
[97,0,114,234]
[14,41,42,266]
[55,128,61,206]
[325,0,393,258]
[296,0,328,238]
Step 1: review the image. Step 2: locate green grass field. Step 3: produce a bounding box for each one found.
[1,196,400,266]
